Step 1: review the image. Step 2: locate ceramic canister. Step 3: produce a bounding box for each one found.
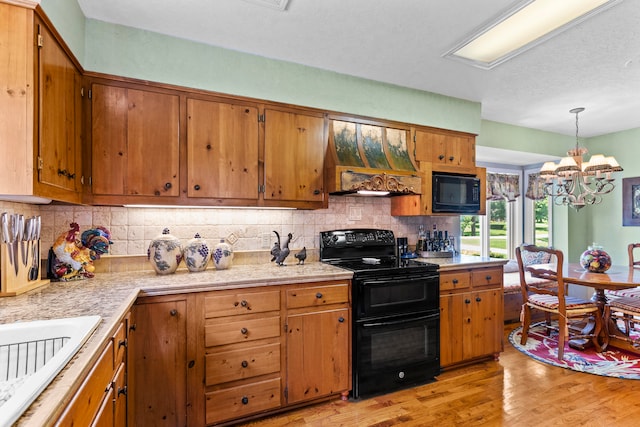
[183,233,211,272]
[213,239,233,270]
[148,228,182,275]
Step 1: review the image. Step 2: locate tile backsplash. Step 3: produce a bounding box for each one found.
[0,197,459,258]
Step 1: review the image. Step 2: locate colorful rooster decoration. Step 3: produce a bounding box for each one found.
[49,222,112,281]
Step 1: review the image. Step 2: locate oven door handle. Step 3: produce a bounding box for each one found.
[362,312,439,328]
[361,275,438,287]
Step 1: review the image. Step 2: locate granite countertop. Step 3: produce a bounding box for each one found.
[2,255,504,425]
[2,262,352,426]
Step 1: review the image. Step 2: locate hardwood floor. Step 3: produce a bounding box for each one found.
[238,323,640,427]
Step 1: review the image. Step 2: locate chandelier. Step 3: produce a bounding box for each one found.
[539,107,623,211]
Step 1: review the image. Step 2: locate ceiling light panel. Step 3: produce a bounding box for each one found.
[444,0,621,69]
[241,0,290,11]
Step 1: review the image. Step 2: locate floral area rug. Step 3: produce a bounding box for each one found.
[509,322,640,379]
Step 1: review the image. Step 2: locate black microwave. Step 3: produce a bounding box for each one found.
[432,173,481,213]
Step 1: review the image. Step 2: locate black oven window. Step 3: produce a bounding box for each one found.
[369,283,427,308]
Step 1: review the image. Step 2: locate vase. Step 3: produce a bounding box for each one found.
[212,239,233,270]
[183,233,210,272]
[580,244,612,273]
[148,228,182,275]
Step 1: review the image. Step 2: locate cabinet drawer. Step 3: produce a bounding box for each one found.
[205,378,281,425]
[471,267,503,288]
[286,283,349,309]
[205,316,280,347]
[206,342,280,386]
[440,271,471,291]
[205,290,280,318]
[56,341,114,426]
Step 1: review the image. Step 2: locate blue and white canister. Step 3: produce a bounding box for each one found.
[183,233,211,272]
[148,228,182,275]
[213,239,233,270]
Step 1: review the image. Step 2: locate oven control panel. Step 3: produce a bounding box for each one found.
[320,229,395,248]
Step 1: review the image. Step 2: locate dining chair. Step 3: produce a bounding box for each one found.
[629,243,640,268]
[515,244,603,361]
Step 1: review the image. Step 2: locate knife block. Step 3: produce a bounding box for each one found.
[0,241,50,296]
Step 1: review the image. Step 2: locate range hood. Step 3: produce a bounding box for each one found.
[325,120,422,196]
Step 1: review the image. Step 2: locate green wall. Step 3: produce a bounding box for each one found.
[40,0,639,266]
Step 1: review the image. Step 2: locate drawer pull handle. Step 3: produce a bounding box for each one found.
[241,327,248,335]
[118,339,127,349]
[241,360,249,368]
[452,279,458,285]
[240,300,248,307]
[485,275,492,281]
[338,317,345,323]
[465,299,471,304]
[241,396,249,405]
[316,292,323,299]
[476,297,482,302]
[170,309,178,316]
[118,386,127,397]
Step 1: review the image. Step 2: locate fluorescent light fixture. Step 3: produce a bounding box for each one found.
[241,0,290,11]
[444,0,621,69]
[356,190,390,196]
[123,205,295,209]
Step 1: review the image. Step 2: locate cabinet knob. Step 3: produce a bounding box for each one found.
[449,156,455,162]
[452,279,458,285]
[129,324,136,332]
[240,300,248,307]
[117,386,127,397]
[438,154,445,160]
[241,396,249,405]
[485,275,492,281]
[194,184,201,191]
[164,182,172,190]
[313,189,321,195]
[118,339,127,349]
[338,317,345,323]
[241,360,249,368]
[465,299,471,304]
[170,309,178,316]
[476,297,482,302]
[316,292,323,299]
[240,327,248,335]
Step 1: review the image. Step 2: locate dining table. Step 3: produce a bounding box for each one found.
[561,263,640,352]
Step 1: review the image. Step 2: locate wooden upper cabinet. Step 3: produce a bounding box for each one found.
[91,83,180,198]
[0,4,81,203]
[414,128,476,174]
[186,98,259,200]
[264,109,326,204]
[36,18,82,199]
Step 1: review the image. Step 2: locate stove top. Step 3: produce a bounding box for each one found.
[319,229,438,274]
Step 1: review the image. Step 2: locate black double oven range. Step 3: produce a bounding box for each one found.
[320,229,441,399]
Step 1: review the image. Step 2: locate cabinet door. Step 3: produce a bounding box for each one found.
[36,18,83,201]
[439,293,464,367]
[414,129,476,173]
[462,289,502,360]
[264,109,325,202]
[91,83,180,197]
[130,299,187,427]
[286,308,349,404]
[187,98,259,199]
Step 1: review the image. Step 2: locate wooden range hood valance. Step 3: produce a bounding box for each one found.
[325,120,422,195]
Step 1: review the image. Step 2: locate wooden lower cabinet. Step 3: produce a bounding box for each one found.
[55,313,130,426]
[439,266,503,367]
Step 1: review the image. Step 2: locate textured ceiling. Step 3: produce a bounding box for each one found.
[76,0,640,139]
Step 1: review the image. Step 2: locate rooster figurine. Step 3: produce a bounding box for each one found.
[294,247,307,265]
[271,231,292,266]
[49,222,112,281]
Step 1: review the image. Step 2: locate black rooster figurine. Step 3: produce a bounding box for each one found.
[294,247,307,265]
[271,231,292,266]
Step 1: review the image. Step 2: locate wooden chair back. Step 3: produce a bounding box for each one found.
[628,243,640,268]
[515,244,566,310]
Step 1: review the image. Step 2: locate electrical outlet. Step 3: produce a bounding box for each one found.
[261,232,272,249]
[348,206,362,221]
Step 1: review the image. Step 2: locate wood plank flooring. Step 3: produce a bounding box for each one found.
[238,323,640,427]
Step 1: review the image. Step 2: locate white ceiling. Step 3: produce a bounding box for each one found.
[75,0,640,140]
